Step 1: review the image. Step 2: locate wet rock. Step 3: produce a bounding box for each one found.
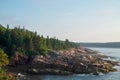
[27,68,39,74]
[28,68,72,75]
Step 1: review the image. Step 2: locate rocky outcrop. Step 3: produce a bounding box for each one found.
[9,52,28,66]
[27,48,118,75]
[7,48,118,75]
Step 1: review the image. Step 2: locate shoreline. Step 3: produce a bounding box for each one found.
[5,47,119,76]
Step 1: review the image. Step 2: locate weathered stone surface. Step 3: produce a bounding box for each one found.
[8,48,118,75]
[27,48,118,75]
[9,52,28,66]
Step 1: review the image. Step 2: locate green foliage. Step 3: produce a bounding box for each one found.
[0,24,79,57]
[16,47,26,55]
[0,49,9,80]
[40,47,48,56]
[0,49,9,67]
[0,76,8,80]
[0,68,5,74]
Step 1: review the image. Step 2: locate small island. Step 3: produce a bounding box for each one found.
[0,25,118,80]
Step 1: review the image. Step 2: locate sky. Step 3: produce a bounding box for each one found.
[0,0,120,42]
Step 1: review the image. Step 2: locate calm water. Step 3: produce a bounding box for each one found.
[20,47,120,80]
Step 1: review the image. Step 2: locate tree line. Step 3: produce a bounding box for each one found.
[0,24,79,58]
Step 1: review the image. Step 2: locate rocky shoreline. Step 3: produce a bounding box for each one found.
[6,47,118,76]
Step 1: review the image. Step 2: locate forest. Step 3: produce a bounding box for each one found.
[0,24,79,58]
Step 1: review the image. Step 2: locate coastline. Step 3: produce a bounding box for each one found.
[5,47,118,76]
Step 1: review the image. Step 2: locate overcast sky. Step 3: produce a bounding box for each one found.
[0,0,120,42]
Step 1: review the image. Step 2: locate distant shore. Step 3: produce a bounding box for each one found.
[80,42,120,48]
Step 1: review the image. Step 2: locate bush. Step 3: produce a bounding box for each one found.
[40,48,48,56]
[0,68,5,74]
[0,49,9,80]
[0,49,9,67]
[0,76,8,80]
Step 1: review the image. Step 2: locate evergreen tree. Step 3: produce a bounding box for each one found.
[0,24,79,57]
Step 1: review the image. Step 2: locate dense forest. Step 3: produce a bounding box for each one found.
[0,24,79,58]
